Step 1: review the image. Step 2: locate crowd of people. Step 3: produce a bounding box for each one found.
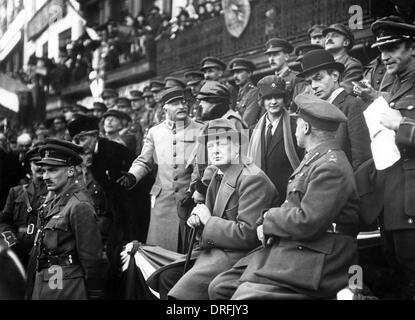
[2,8,415,301]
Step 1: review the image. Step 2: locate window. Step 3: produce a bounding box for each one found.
[58,28,72,50]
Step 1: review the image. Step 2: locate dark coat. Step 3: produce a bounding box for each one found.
[31,183,107,300]
[168,163,278,300]
[376,70,415,231]
[0,180,47,266]
[234,140,360,299]
[90,137,152,288]
[0,149,21,210]
[363,56,386,91]
[332,90,372,171]
[236,80,261,129]
[336,53,363,94]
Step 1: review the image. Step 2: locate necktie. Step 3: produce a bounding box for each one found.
[266,123,273,153]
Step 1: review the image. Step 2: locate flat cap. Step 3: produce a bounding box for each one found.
[257,75,288,99]
[129,90,143,100]
[67,115,100,138]
[164,76,186,89]
[200,56,227,71]
[101,88,118,99]
[371,16,415,48]
[291,94,347,132]
[196,81,230,102]
[229,58,256,72]
[184,71,205,86]
[37,138,83,166]
[307,24,328,37]
[294,44,324,62]
[93,102,107,112]
[158,87,185,105]
[323,23,355,50]
[298,49,345,78]
[150,80,166,93]
[265,38,294,54]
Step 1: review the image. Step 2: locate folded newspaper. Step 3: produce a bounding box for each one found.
[363,97,401,170]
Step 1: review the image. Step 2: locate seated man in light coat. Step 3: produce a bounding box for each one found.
[209,94,360,300]
[167,118,278,300]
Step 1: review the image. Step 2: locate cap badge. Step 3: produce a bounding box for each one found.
[271,83,276,88]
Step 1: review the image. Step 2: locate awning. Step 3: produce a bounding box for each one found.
[0,73,29,113]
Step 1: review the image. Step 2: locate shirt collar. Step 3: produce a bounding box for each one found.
[327,87,345,104]
[276,66,290,77]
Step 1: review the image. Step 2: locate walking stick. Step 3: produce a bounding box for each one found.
[183,227,197,275]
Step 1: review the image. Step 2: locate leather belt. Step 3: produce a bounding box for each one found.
[37,254,79,271]
[326,223,357,237]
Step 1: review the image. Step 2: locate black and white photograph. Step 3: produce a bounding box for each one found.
[0,0,415,310]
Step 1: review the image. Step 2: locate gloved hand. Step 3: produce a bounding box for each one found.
[116,171,136,189]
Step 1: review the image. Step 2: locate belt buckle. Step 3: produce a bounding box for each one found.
[27,224,35,235]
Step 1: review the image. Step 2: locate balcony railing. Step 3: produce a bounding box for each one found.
[157,0,375,76]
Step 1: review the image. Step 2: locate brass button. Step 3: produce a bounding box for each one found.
[298,246,303,250]
[376,80,381,84]
[173,153,177,157]
[284,200,288,204]
[173,140,177,145]
[174,165,178,169]
[409,218,413,224]
[408,105,414,110]
[390,102,396,108]
[174,176,178,181]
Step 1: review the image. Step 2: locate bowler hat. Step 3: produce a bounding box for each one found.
[294,44,324,62]
[265,38,294,54]
[291,94,347,132]
[371,16,415,48]
[298,49,345,78]
[323,23,355,51]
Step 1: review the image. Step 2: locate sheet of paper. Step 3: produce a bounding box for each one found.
[363,97,401,170]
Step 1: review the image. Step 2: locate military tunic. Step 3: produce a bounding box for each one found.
[235,80,262,129]
[210,140,360,300]
[129,118,204,252]
[31,183,107,300]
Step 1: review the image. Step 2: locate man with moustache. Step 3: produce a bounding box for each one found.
[29,139,107,300]
[323,23,363,93]
[117,87,204,252]
[229,58,262,129]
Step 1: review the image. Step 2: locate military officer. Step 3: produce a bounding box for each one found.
[265,38,305,101]
[117,87,204,252]
[141,86,158,133]
[101,88,119,110]
[308,24,328,46]
[209,94,360,300]
[150,79,167,125]
[323,23,364,93]
[0,144,48,266]
[165,76,186,89]
[29,139,107,300]
[359,16,415,299]
[200,56,238,110]
[184,71,205,120]
[229,58,262,129]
